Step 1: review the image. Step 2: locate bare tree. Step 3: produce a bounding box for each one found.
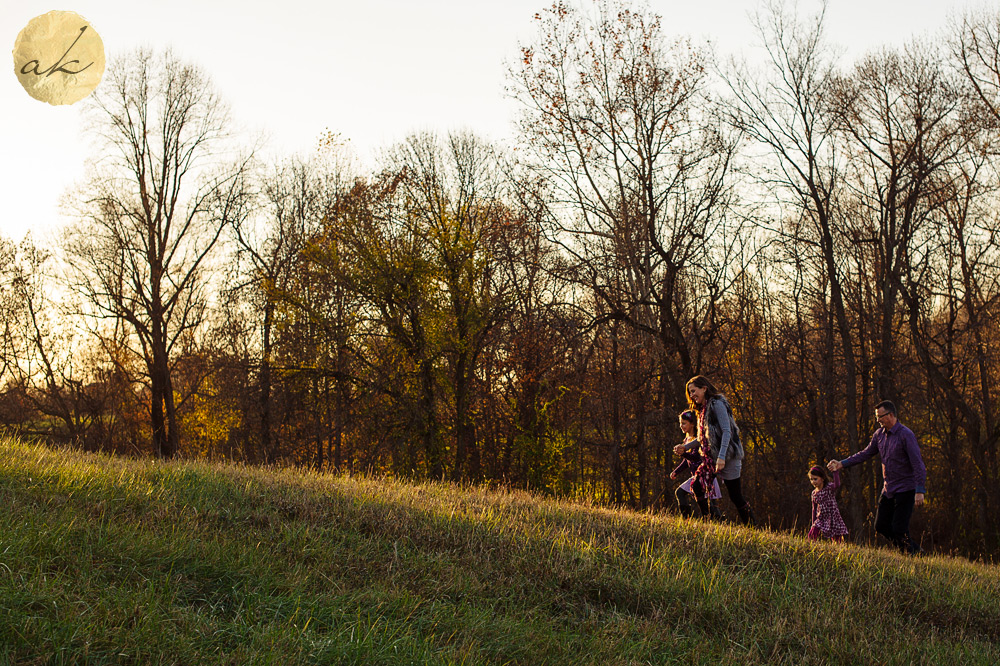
[899,139,1000,552]
[953,8,1000,128]
[724,0,866,528]
[227,156,321,463]
[511,0,738,380]
[835,42,964,401]
[0,236,19,386]
[510,0,741,506]
[0,237,107,444]
[64,49,253,458]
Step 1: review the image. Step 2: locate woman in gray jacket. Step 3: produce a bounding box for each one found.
[678,375,756,525]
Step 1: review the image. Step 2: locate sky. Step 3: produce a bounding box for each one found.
[0,0,975,243]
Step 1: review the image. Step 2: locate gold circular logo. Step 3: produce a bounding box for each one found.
[12,10,105,106]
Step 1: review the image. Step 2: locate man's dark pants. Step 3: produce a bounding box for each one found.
[875,490,919,553]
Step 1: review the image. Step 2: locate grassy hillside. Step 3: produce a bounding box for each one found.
[1,436,997,665]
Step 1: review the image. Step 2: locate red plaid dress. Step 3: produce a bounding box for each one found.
[810,470,849,540]
[692,403,717,497]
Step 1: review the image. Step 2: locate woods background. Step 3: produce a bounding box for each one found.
[3,1,1000,561]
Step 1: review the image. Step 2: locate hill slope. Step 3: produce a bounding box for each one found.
[1,437,997,665]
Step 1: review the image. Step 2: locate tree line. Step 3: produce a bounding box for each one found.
[2,1,1000,561]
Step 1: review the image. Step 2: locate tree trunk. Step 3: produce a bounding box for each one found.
[421,362,441,479]
[260,300,274,464]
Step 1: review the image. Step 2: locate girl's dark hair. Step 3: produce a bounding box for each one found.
[679,410,697,424]
[809,465,830,484]
[685,375,720,412]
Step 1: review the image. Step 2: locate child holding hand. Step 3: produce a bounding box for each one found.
[672,410,722,518]
[808,464,848,542]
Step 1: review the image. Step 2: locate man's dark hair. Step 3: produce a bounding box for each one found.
[876,400,896,415]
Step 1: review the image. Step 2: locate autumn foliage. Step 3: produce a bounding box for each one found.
[3,1,1000,561]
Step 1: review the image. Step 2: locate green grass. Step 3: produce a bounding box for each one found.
[0,436,997,665]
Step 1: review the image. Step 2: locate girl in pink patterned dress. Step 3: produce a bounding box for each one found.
[808,465,848,542]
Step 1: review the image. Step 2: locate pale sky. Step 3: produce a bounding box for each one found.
[0,0,972,243]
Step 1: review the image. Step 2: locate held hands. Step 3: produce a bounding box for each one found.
[822,460,925,506]
[670,471,677,480]
[673,443,687,456]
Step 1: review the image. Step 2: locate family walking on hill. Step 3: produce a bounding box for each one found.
[670,378,927,555]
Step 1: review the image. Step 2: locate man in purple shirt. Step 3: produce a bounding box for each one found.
[828,400,927,554]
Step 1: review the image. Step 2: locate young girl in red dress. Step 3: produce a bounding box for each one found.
[808,465,848,542]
